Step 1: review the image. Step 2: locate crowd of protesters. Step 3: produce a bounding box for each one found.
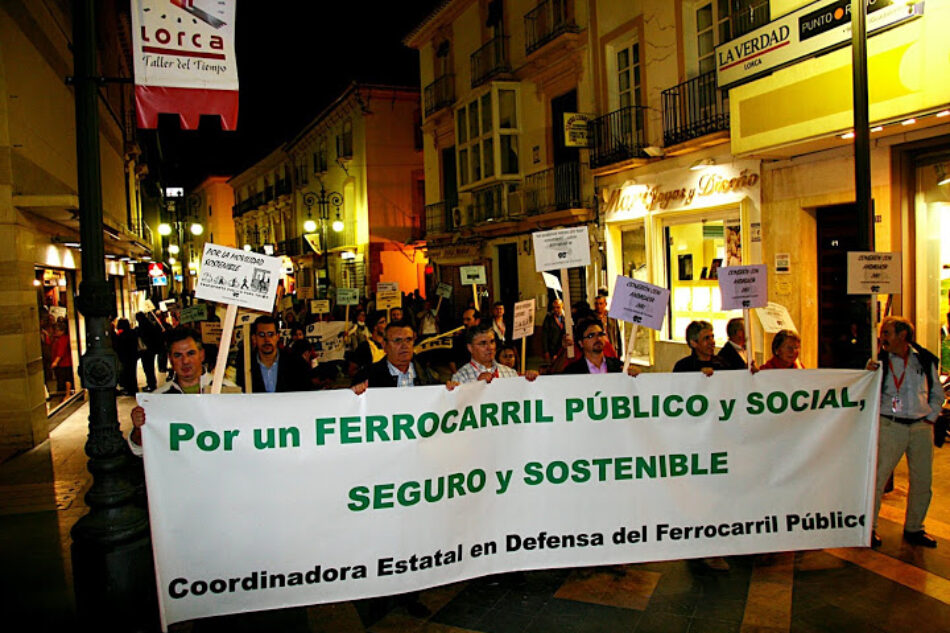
[124,284,947,565]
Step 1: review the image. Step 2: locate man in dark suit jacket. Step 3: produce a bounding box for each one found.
[237,315,312,392]
[351,321,439,391]
[717,317,749,370]
[563,318,640,376]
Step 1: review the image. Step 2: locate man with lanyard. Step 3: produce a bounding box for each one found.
[563,318,641,376]
[867,316,944,548]
[128,327,236,455]
[673,320,726,375]
[449,324,538,384]
[238,315,311,393]
[351,321,439,392]
[593,293,622,358]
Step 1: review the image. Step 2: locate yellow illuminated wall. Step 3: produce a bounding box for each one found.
[730,3,950,155]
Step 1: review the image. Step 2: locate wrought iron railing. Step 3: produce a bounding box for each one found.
[731,0,770,39]
[470,184,512,223]
[425,201,454,234]
[424,74,456,117]
[276,236,305,257]
[470,36,510,87]
[589,105,648,168]
[661,71,729,146]
[523,161,587,213]
[524,0,577,54]
[276,178,292,196]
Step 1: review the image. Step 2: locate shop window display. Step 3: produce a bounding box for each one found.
[664,218,740,343]
[36,268,78,413]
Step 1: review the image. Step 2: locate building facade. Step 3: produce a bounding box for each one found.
[407,0,600,339]
[409,0,950,374]
[0,0,152,456]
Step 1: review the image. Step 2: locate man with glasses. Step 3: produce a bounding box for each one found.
[351,321,439,393]
[563,318,640,376]
[450,324,538,384]
[238,315,312,393]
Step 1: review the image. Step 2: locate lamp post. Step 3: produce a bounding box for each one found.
[158,192,204,301]
[302,184,343,299]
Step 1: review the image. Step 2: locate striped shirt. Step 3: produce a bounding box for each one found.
[452,360,518,384]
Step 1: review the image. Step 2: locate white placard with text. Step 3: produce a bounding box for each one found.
[608,276,670,330]
[533,226,591,272]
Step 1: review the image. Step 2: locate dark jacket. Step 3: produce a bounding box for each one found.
[673,352,726,373]
[563,355,624,374]
[353,358,439,388]
[238,351,313,392]
[716,341,747,370]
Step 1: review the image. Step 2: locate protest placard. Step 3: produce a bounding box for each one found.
[436,283,453,298]
[311,300,331,315]
[755,302,796,334]
[305,321,346,363]
[140,370,880,628]
[376,290,402,312]
[718,265,768,310]
[532,226,591,272]
[512,299,535,340]
[297,286,314,300]
[195,243,282,313]
[608,276,671,373]
[179,304,208,324]
[200,322,222,346]
[459,266,486,285]
[336,288,360,306]
[377,282,399,293]
[847,252,901,295]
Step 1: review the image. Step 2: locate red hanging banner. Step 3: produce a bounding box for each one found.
[131,0,239,130]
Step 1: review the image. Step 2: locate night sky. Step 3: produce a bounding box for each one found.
[146,1,443,190]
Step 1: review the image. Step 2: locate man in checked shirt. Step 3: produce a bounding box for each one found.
[449,324,538,385]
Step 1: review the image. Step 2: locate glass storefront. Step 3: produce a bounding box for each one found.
[36,267,80,414]
[662,213,741,344]
[914,153,950,376]
[619,223,650,364]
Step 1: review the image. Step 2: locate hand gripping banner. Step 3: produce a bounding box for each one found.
[139,369,880,628]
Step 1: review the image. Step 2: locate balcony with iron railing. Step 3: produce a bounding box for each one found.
[470,36,510,88]
[424,74,456,117]
[662,71,729,147]
[523,161,587,214]
[524,0,578,55]
[276,178,291,196]
[425,201,455,235]
[731,0,771,39]
[470,184,515,224]
[275,236,305,257]
[589,105,648,169]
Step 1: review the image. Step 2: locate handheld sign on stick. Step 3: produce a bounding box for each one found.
[512,298,536,375]
[533,227,591,359]
[608,276,671,374]
[847,252,901,362]
[460,266,486,313]
[718,265,768,368]
[194,243,283,394]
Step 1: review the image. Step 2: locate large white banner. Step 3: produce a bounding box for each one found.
[140,369,880,628]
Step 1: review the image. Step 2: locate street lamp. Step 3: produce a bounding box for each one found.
[302,184,343,298]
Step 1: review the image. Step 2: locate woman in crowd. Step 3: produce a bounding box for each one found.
[761,329,803,369]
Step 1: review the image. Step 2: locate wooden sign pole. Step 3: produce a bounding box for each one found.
[521,337,527,375]
[242,322,252,393]
[210,304,237,394]
[472,284,479,312]
[622,324,639,375]
[743,308,754,369]
[560,269,574,358]
[871,297,879,362]
[436,295,443,315]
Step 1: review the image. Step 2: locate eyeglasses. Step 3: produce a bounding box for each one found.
[582,331,608,340]
[256,331,277,338]
[387,336,415,346]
